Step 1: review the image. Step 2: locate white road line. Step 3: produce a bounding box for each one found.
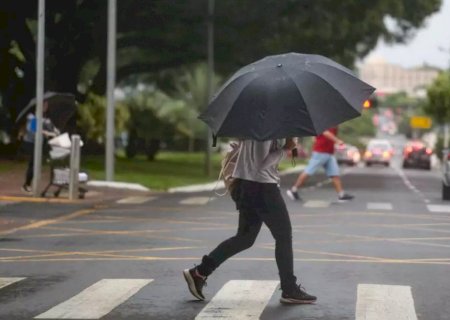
[195,280,279,320]
[116,196,156,204]
[35,279,152,319]
[0,277,25,290]
[355,284,417,320]
[367,202,393,211]
[180,197,215,205]
[303,200,330,208]
[427,204,450,213]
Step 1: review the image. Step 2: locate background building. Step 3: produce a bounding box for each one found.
[359,56,441,97]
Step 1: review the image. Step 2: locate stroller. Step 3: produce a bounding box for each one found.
[41,133,88,199]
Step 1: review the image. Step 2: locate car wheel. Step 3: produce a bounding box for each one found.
[366,162,371,167]
[425,163,431,170]
[443,183,450,200]
[402,161,408,169]
[385,162,390,167]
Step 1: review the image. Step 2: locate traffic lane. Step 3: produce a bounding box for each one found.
[401,167,443,203]
[283,164,432,214]
[2,166,450,318]
[2,206,450,319]
[0,164,439,263]
[0,201,94,235]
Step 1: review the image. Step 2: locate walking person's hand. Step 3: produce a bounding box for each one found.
[230,141,239,150]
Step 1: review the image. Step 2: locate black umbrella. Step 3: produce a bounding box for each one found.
[16,92,76,131]
[199,53,375,141]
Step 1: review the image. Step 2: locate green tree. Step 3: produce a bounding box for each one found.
[77,93,129,144]
[340,110,376,149]
[0,0,442,146]
[124,87,178,160]
[424,72,450,124]
[171,63,221,151]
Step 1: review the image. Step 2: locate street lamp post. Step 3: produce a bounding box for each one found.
[32,0,46,197]
[205,0,215,177]
[105,0,117,181]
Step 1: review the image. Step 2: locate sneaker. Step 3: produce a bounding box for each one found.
[280,284,317,304]
[21,185,32,193]
[338,193,354,202]
[183,267,207,301]
[286,189,302,201]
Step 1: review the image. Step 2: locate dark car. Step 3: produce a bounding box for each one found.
[335,144,361,166]
[402,140,432,170]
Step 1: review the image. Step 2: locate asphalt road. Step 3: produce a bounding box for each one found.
[1,135,450,319]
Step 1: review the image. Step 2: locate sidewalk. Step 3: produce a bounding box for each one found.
[0,162,154,204]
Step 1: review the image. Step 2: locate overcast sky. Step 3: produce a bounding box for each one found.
[365,0,450,69]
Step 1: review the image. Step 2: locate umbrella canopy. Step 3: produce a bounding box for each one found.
[16,92,76,131]
[199,53,375,141]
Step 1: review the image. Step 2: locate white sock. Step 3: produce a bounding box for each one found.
[339,191,345,197]
[291,186,298,192]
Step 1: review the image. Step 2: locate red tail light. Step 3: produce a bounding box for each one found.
[364,151,373,158]
[382,151,391,159]
[425,148,432,155]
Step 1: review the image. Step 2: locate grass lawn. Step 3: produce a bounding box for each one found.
[81,151,304,191]
[81,152,223,190]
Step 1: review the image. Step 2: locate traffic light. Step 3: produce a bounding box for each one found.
[363,96,378,109]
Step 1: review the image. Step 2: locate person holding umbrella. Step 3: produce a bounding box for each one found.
[183,137,317,304]
[20,101,59,193]
[286,126,354,202]
[187,52,375,304]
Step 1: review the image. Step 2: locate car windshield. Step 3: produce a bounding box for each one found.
[368,142,390,150]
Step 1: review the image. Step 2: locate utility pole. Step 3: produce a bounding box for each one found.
[205,0,215,176]
[105,0,117,181]
[32,0,46,197]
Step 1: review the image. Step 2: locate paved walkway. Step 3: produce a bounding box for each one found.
[0,161,153,204]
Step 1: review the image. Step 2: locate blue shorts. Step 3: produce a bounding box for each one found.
[304,152,340,177]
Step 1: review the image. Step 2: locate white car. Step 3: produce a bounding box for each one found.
[363,139,394,167]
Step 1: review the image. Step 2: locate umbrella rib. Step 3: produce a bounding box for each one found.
[213,68,277,136]
[278,68,320,134]
[306,67,374,112]
[299,69,363,115]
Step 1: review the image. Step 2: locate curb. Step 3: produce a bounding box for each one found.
[87,180,150,192]
[0,195,77,204]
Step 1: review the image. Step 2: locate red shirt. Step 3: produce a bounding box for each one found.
[313,127,338,154]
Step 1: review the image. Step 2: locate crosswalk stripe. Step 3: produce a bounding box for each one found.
[355,284,417,320]
[180,197,214,205]
[116,196,156,204]
[367,202,393,210]
[427,204,450,213]
[195,280,278,320]
[303,200,330,208]
[0,277,25,290]
[34,279,152,319]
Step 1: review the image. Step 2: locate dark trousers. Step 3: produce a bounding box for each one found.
[21,142,34,186]
[198,179,297,293]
